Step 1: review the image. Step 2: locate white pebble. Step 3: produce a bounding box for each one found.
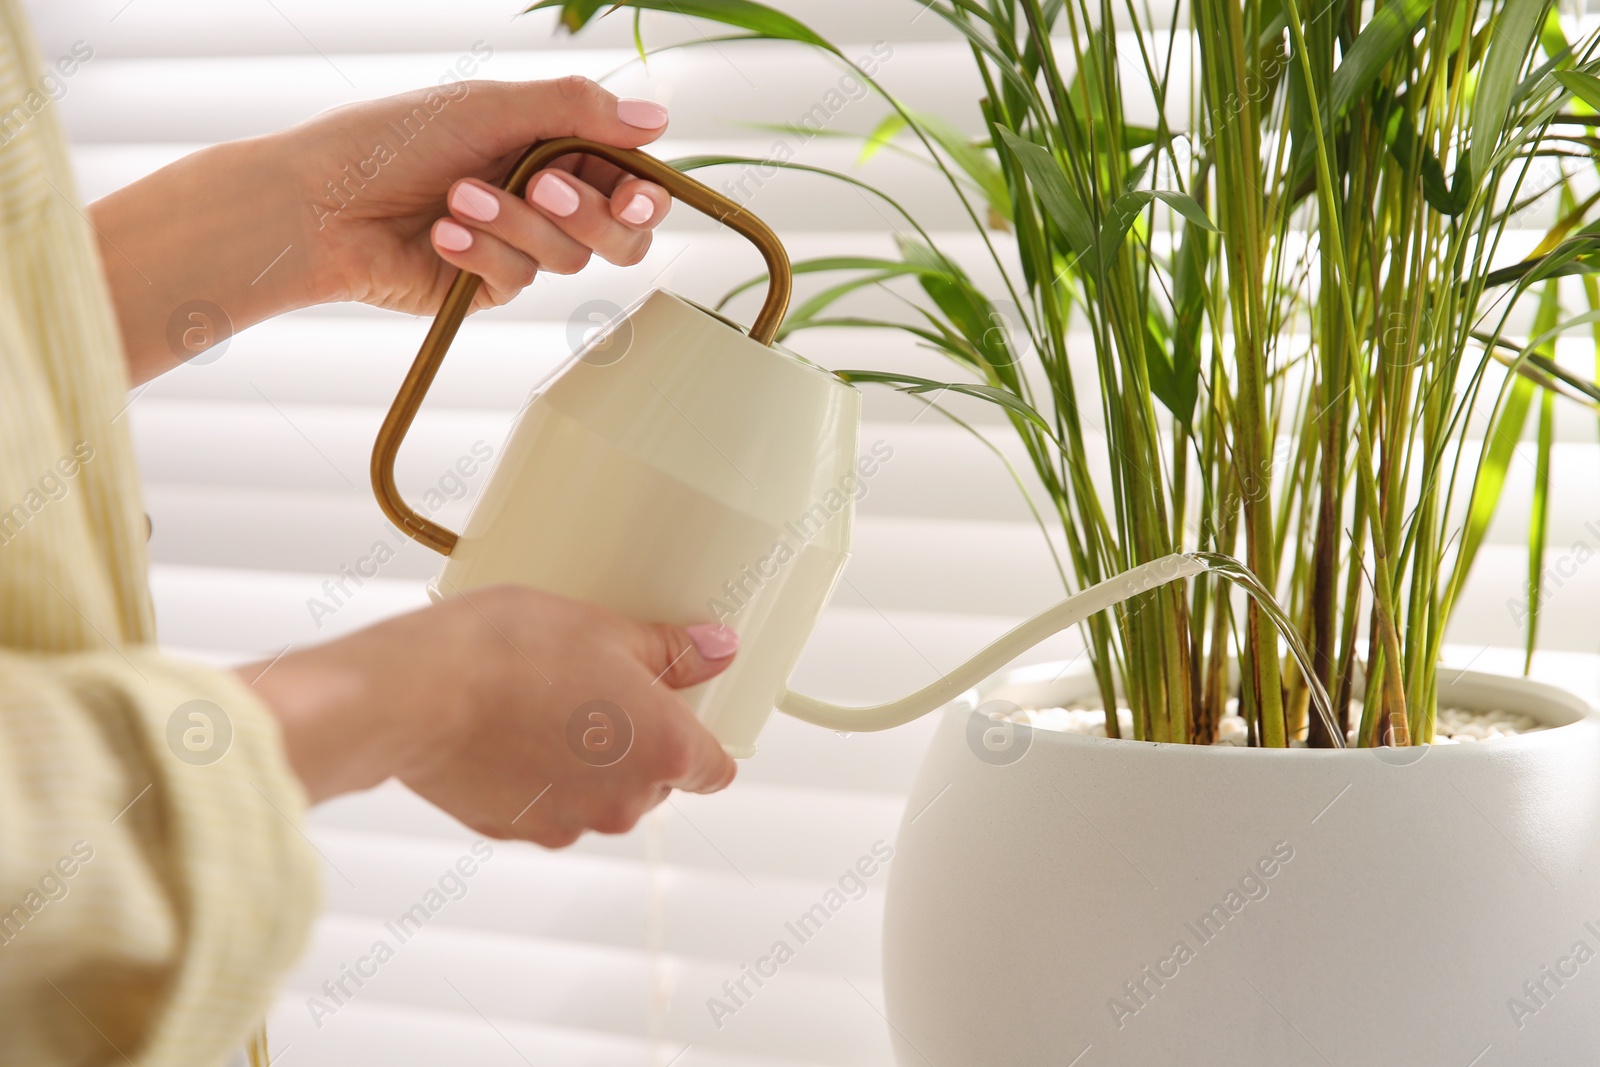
[1011,698,1546,745]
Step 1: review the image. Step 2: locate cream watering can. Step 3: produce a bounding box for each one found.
[372,138,1208,757]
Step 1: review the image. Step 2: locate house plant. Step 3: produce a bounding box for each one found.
[533,0,1600,1061]
[533,0,1600,749]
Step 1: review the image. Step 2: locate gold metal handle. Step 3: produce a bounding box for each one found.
[371,137,793,556]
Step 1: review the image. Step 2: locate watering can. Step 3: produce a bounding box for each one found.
[372,138,1208,757]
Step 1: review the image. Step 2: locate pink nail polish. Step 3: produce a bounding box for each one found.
[686,623,739,660]
[619,193,654,225]
[617,97,668,129]
[451,182,500,222]
[531,172,580,217]
[434,218,474,252]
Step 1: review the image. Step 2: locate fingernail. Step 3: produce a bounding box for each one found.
[619,192,654,225]
[530,172,580,217]
[617,97,668,129]
[433,218,474,252]
[686,623,739,660]
[450,181,500,222]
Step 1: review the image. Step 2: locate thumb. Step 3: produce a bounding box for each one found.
[635,621,740,690]
[453,76,669,163]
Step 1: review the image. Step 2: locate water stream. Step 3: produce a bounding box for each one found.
[1185,552,1343,748]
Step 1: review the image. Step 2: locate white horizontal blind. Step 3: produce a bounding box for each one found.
[25,1,1600,1065]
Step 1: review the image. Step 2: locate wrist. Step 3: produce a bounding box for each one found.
[239,604,480,803]
[89,132,318,383]
[240,651,373,804]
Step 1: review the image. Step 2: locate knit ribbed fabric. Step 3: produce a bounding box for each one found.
[0,5,319,1063]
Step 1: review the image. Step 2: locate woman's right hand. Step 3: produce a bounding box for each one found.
[240,586,739,846]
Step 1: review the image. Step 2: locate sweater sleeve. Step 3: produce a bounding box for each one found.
[0,647,320,1065]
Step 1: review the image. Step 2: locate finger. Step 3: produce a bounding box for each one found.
[429,217,538,306]
[556,153,628,194]
[540,152,673,243]
[633,621,739,690]
[525,169,664,267]
[554,155,667,205]
[608,177,672,232]
[663,715,739,794]
[529,823,583,850]
[446,176,595,275]
[451,76,669,165]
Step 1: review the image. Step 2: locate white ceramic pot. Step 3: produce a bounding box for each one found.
[883,663,1600,1066]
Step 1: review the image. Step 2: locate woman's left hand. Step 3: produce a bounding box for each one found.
[89,76,675,383]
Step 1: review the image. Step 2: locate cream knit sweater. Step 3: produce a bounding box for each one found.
[0,4,318,1062]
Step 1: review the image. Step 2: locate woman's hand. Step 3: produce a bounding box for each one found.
[241,586,740,846]
[89,76,674,383]
[303,76,673,315]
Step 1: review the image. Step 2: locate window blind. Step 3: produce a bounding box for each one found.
[27,2,1600,1064]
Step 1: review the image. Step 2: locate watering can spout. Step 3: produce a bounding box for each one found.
[776,554,1210,733]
